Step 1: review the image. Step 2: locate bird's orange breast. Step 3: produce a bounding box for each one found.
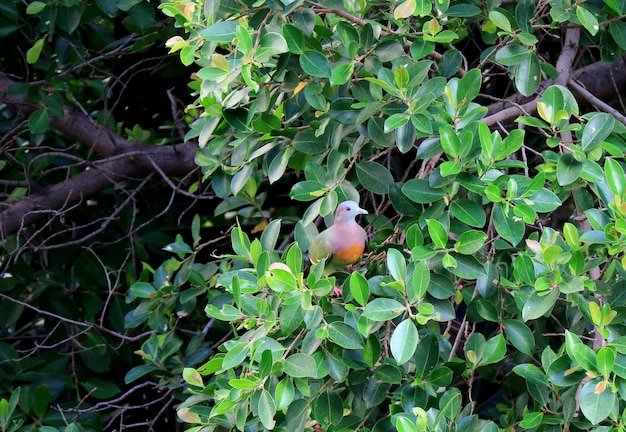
[332,243,365,265]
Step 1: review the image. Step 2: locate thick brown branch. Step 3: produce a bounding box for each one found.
[0,73,131,157]
[484,54,626,124]
[0,144,198,238]
[0,73,200,238]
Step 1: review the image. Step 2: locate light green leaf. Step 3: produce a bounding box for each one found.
[362,298,406,321]
[256,32,288,62]
[426,219,448,249]
[556,153,583,186]
[503,319,535,355]
[394,0,416,19]
[328,322,364,349]
[494,44,531,66]
[200,21,237,42]
[349,271,369,306]
[387,248,407,281]
[492,203,525,246]
[454,230,487,254]
[489,10,512,33]
[390,319,419,365]
[515,52,540,96]
[576,6,599,36]
[300,50,332,78]
[275,378,295,410]
[522,289,559,321]
[409,261,430,302]
[26,1,46,14]
[257,389,276,429]
[580,379,615,424]
[582,113,614,151]
[284,353,316,377]
[26,37,45,64]
[481,333,506,366]
[605,158,625,196]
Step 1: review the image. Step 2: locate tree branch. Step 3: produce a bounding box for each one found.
[484,54,626,124]
[0,73,200,238]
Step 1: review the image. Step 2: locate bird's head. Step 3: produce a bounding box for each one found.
[334,200,368,222]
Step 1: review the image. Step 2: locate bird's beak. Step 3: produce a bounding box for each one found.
[358,207,368,215]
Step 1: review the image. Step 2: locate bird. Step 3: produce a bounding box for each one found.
[309,200,368,277]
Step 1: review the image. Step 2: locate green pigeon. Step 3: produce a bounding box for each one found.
[309,200,368,276]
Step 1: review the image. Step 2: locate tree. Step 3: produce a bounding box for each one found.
[2,0,626,431]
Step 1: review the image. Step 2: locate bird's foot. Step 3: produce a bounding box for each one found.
[331,286,343,297]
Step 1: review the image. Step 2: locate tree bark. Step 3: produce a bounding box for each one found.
[0,73,199,238]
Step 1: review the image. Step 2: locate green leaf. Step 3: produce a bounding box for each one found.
[257,389,276,429]
[522,288,559,321]
[200,21,237,42]
[368,117,394,148]
[610,21,626,50]
[409,261,430,302]
[481,333,506,365]
[439,387,462,419]
[489,10,512,33]
[129,282,155,299]
[356,161,394,194]
[283,24,305,54]
[290,181,326,201]
[526,188,561,212]
[582,113,614,151]
[292,129,327,155]
[26,37,45,64]
[328,322,364,349]
[580,379,615,424]
[450,200,486,227]
[515,52,540,96]
[503,319,535,355]
[331,62,354,85]
[556,153,583,186]
[387,248,407,281]
[349,272,369,306]
[182,367,204,387]
[275,378,295,410]
[402,179,445,203]
[396,122,417,154]
[454,230,487,254]
[494,44,531,66]
[26,1,46,14]
[597,346,615,377]
[457,68,482,109]
[223,342,249,369]
[395,416,419,432]
[124,364,159,384]
[576,6,599,36]
[362,298,406,321]
[312,390,343,426]
[605,158,625,197]
[426,219,448,249]
[439,124,461,159]
[492,203,525,246]
[300,50,332,78]
[284,353,316,377]
[447,253,486,280]
[390,318,419,365]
